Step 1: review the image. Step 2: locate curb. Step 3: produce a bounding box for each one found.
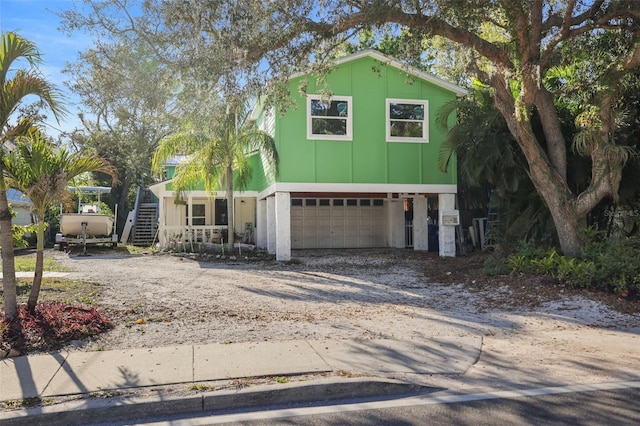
[1,378,437,425]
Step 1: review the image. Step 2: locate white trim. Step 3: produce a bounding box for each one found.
[292,50,468,96]
[149,179,259,199]
[249,50,468,128]
[386,98,429,143]
[258,182,457,200]
[306,94,353,141]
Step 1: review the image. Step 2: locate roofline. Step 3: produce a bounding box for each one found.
[325,49,468,96]
[251,49,469,119]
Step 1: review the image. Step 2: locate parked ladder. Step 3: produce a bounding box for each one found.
[484,191,500,250]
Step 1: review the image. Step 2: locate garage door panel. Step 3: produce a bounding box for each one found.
[291,198,387,249]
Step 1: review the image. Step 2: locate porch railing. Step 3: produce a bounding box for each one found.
[161,225,227,247]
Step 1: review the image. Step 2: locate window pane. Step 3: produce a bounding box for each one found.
[373,199,384,206]
[311,99,348,117]
[291,199,303,206]
[389,103,424,120]
[347,199,357,206]
[390,121,423,138]
[360,199,371,206]
[215,199,228,225]
[312,118,347,135]
[305,199,317,206]
[192,218,205,226]
[319,199,330,206]
[333,199,344,206]
[192,204,205,216]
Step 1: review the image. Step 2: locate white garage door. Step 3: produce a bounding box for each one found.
[291,198,386,249]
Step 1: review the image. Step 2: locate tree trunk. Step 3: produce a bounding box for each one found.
[534,88,568,181]
[518,132,583,256]
[117,170,133,219]
[493,75,583,257]
[27,219,46,312]
[0,169,18,320]
[0,214,17,317]
[226,165,235,250]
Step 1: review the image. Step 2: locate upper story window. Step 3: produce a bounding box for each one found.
[386,99,429,143]
[307,95,353,141]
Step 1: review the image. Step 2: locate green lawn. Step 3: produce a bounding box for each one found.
[0,277,102,306]
[0,256,69,272]
[0,256,98,306]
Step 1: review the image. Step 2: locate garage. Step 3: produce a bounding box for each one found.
[291,198,386,249]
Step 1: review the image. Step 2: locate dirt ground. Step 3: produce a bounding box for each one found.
[46,247,640,353]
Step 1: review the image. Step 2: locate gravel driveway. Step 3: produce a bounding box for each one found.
[47,247,640,389]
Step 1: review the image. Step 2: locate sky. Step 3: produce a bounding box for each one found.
[0,0,90,137]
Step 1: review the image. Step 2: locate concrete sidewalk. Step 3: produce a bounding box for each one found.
[1,337,481,424]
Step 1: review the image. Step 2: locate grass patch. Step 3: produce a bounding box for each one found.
[1,256,69,272]
[124,244,155,254]
[0,277,102,306]
[1,397,49,410]
[188,384,217,392]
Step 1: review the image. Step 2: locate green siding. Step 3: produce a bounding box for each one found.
[388,143,421,183]
[316,141,352,182]
[245,152,268,191]
[254,53,459,190]
[165,154,271,193]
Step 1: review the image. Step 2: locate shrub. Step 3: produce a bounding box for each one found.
[1,302,112,353]
[580,235,640,296]
[485,235,640,297]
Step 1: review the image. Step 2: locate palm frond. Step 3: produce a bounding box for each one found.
[3,127,116,219]
[0,32,41,84]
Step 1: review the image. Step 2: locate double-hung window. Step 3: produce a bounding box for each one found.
[386,99,429,143]
[186,203,206,226]
[307,95,352,140]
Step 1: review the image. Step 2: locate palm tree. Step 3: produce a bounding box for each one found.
[152,100,278,249]
[1,32,65,320]
[3,128,116,312]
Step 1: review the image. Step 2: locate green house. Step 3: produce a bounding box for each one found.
[151,50,466,259]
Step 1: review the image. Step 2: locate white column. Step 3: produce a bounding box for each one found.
[388,200,405,248]
[275,192,291,261]
[266,196,276,254]
[155,195,163,246]
[438,193,456,257]
[413,196,429,251]
[256,199,267,249]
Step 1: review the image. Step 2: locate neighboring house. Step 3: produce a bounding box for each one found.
[7,188,34,227]
[150,50,467,260]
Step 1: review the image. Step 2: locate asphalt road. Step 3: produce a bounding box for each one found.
[106,382,640,425]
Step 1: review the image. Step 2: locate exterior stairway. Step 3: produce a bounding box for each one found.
[121,187,159,247]
[132,203,158,246]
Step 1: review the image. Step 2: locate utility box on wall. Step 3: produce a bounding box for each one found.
[441,210,460,226]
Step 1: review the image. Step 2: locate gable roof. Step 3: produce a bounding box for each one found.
[322,49,468,96]
[250,49,468,121]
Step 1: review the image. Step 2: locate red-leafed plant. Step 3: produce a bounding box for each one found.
[1,302,112,354]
